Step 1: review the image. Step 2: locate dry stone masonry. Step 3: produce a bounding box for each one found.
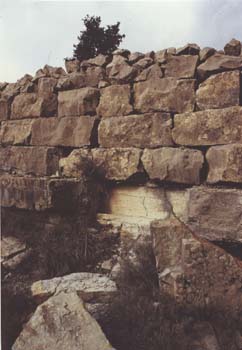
[1,38,242,350]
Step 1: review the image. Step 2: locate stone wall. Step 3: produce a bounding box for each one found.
[1,39,242,349]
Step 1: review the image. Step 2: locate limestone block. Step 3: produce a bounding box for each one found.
[57,67,105,90]
[134,64,163,82]
[107,55,137,83]
[172,106,242,146]
[0,99,9,120]
[11,90,58,118]
[106,186,170,220]
[0,119,34,146]
[58,87,100,117]
[0,146,62,176]
[31,272,117,303]
[164,55,198,78]
[199,47,216,62]
[31,116,97,147]
[12,292,113,350]
[151,216,242,313]
[65,58,80,73]
[185,186,242,242]
[97,84,133,118]
[196,70,240,110]
[206,144,242,183]
[142,147,204,184]
[60,148,142,181]
[176,43,200,55]
[98,113,173,148]
[224,38,241,56]
[197,53,242,79]
[0,175,88,211]
[134,78,195,113]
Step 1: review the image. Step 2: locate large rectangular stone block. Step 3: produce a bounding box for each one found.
[60,148,142,181]
[134,78,195,113]
[141,147,204,184]
[11,92,57,119]
[31,116,97,147]
[0,146,62,176]
[164,55,198,79]
[0,119,34,146]
[58,87,99,117]
[206,144,242,183]
[97,84,133,118]
[0,175,88,211]
[196,70,240,110]
[98,113,173,148]
[172,106,242,145]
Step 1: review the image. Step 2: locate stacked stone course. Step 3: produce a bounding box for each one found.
[1,39,242,349]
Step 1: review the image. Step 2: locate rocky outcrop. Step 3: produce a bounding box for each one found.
[12,292,114,350]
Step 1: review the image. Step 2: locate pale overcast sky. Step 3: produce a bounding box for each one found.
[0,0,242,82]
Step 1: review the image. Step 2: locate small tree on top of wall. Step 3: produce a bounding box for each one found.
[72,15,125,61]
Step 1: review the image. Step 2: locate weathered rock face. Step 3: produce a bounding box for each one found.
[134,63,163,82]
[1,236,29,271]
[31,272,117,303]
[172,106,242,146]
[58,87,99,117]
[98,113,173,148]
[199,47,216,62]
[183,187,242,243]
[11,92,58,119]
[0,146,62,176]
[31,116,97,147]
[97,84,133,118]
[176,43,200,55]
[197,53,242,79]
[164,54,198,78]
[134,78,195,113]
[60,148,142,181]
[151,216,242,312]
[12,292,113,350]
[206,144,242,183]
[224,38,241,56]
[0,119,34,146]
[141,148,204,184]
[0,175,89,211]
[0,99,9,120]
[196,70,240,110]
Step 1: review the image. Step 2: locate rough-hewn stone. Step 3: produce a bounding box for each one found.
[11,93,45,119]
[196,70,240,110]
[184,187,242,242]
[31,272,117,303]
[58,87,99,117]
[199,47,216,62]
[106,55,137,83]
[0,99,9,120]
[0,175,89,211]
[206,144,242,183]
[176,43,200,55]
[12,292,113,350]
[97,84,133,118]
[65,59,80,73]
[57,68,105,90]
[142,148,203,184]
[197,53,242,79]
[134,64,163,82]
[0,119,34,146]
[60,148,142,181]
[224,38,241,56]
[106,186,169,220]
[172,106,242,146]
[134,78,195,113]
[0,146,62,176]
[151,216,242,312]
[98,113,173,148]
[128,52,145,64]
[164,55,198,78]
[31,116,97,147]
